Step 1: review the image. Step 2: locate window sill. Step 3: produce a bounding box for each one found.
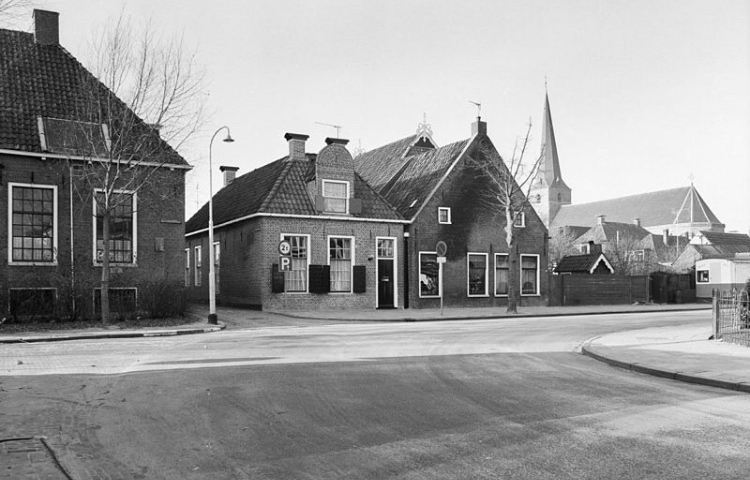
[8,261,58,267]
[520,293,540,297]
[93,263,138,268]
[468,294,489,298]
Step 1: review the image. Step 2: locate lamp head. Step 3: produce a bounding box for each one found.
[223,133,234,143]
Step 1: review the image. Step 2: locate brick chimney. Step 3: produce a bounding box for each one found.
[471,118,487,136]
[34,10,59,46]
[597,214,606,225]
[219,166,239,187]
[284,133,309,161]
[325,137,349,146]
[633,218,641,227]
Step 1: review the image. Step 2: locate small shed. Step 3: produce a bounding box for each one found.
[555,252,614,275]
[695,254,750,299]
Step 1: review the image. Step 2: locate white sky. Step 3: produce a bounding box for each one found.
[23,0,750,232]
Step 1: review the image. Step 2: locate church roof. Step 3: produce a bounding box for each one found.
[551,185,722,229]
[538,93,569,190]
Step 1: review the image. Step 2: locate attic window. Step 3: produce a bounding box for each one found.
[38,117,110,156]
[322,180,349,214]
[438,207,451,224]
[513,212,526,228]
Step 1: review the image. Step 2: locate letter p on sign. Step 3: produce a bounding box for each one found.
[279,256,292,271]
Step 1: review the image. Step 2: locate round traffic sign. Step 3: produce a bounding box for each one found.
[278,240,292,256]
[436,241,447,257]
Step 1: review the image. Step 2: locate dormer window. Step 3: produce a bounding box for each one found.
[438,207,451,224]
[322,180,349,214]
[38,117,110,156]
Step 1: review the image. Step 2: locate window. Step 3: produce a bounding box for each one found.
[213,242,221,295]
[39,117,110,156]
[697,270,709,283]
[329,237,353,292]
[494,254,509,296]
[184,248,190,287]
[438,207,451,224]
[283,235,309,292]
[520,254,540,296]
[9,288,56,318]
[194,246,202,286]
[95,191,136,264]
[468,253,488,296]
[419,252,440,297]
[580,243,590,254]
[322,180,349,214]
[9,184,57,264]
[513,212,526,228]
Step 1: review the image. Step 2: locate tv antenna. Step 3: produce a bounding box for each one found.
[468,101,482,119]
[315,121,343,137]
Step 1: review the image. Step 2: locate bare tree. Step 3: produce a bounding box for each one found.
[548,227,581,271]
[604,233,648,276]
[0,0,33,23]
[67,12,206,324]
[467,121,544,313]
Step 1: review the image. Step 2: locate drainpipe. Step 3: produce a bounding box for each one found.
[69,164,75,317]
[403,231,410,309]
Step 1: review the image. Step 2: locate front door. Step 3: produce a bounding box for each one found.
[377,238,395,309]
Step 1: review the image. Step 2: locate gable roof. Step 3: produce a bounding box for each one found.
[356,133,473,219]
[552,185,722,230]
[699,231,750,249]
[0,27,187,166]
[185,157,404,235]
[574,221,652,245]
[555,253,614,274]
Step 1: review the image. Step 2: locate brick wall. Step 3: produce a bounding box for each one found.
[0,153,186,318]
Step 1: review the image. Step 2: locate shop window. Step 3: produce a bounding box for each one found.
[468,253,488,296]
[419,252,440,297]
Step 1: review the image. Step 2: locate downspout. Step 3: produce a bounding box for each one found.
[69,164,76,318]
[403,230,410,309]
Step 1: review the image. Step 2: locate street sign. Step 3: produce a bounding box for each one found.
[278,240,292,256]
[436,241,447,257]
[279,256,292,271]
[437,256,446,264]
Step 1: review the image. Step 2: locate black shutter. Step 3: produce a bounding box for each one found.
[353,265,366,293]
[309,265,330,293]
[271,264,285,293]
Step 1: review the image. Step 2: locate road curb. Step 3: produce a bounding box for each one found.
[0,323,225,344]
[267,306,711,323]
[581,341,749,394]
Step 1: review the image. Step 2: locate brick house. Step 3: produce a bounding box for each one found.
[355,119,549,308]
[0,11,189,319]
[184,134,406,310]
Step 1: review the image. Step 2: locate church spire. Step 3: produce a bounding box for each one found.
[540,92,564,185]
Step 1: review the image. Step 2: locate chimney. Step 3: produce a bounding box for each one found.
[34,10,59,46]
[219,166,239,187]
[284,133,309,161]
[325,137,349,146]
[597,214,606,225]
[589,241,602,255]
[633,218,641,227]
[471,118,487,136]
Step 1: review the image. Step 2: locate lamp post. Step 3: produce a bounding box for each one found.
[208,126,234,324]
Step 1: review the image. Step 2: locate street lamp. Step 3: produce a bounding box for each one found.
[208,126,234,324]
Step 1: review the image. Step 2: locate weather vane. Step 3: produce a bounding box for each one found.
[469,100,481,119]
[416,112,433,137]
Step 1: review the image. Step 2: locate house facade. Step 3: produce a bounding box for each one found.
[356,119,549,308]
[0,11,189,319]
[185,135,406,310]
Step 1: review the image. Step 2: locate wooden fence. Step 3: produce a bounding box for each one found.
[548,275,649,306]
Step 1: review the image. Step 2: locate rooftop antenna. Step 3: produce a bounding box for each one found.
[469,100,482,120]
[315,121,343,137]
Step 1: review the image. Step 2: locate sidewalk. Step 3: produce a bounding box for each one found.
[582,325,750,393]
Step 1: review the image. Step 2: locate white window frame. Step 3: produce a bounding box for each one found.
[513,212,526,228]
[494,253,509,297]
[8,183,58,266]
[213,241,221,295]
[696,270,709,283]
[184,248,190,287]
[375,236,398,308]
[438,207,452,224]
[194,245,202,287]
[281,233,311,293]
[322,179,350,214]
[467,253,489,297]
[327,235,355,293]
[92,189,137,266]
[419,251,441,298]
[520,253,540,296]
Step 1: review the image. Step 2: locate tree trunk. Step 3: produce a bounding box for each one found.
[101,208,111,325]
[505,208,518,314]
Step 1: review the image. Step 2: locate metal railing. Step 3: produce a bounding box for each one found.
[713,289,750,346]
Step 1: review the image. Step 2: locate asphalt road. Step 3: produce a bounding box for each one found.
[2,311,750,479]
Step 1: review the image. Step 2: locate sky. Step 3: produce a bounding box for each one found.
[13,0,750,233]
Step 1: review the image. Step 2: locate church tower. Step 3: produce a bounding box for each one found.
[530,92,572,228]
